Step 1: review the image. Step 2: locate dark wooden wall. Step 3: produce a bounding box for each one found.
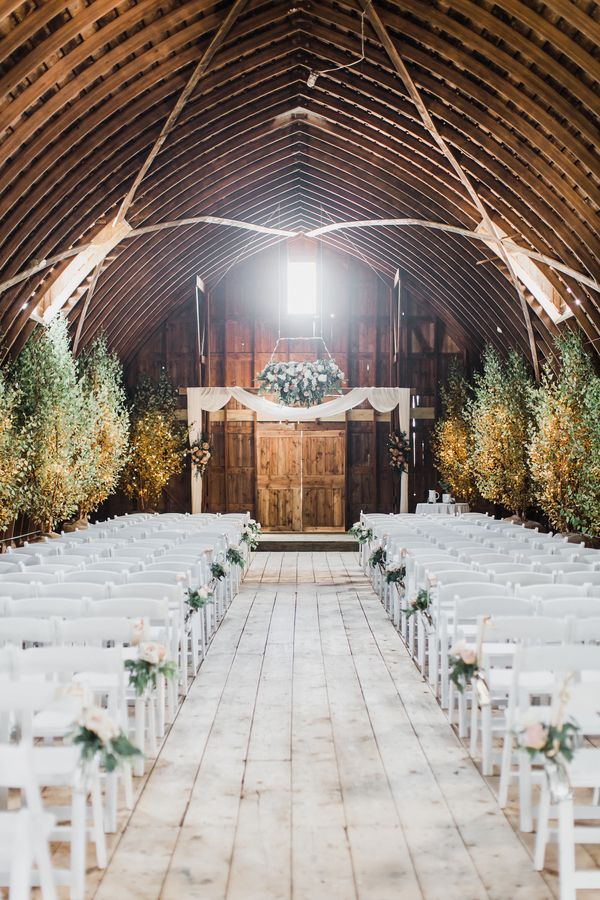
[115,246,469,521]
[393,270,468,507]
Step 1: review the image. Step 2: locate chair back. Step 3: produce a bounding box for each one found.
[538,597,600,618]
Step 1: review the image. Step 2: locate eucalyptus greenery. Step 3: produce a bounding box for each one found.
[529,333,600,535]
[368,545,386,570]
[210,561,227,580]
[468,347,534,518]
[226,546,245,568]
[76,336,129,519]
[14,316,87,533]
[0,367,29,533]
[121,370,187,511]
[125,655,177,696]
[73,722,142,773]
[432,361,479,504]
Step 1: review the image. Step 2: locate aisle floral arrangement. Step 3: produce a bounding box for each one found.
[226,546,245,568]
[73,705,141,772]
[241,519,262,550]
[186,586,213,612]
[348,522,373,544]
[448,640,480,693]
[368,544,386,570]
[387,430,411,475]
[257,358,344,407]
[385,562,406,585]
[190,433,213,478]
[406,589,432,625]
[210,561,227,581]
[516,716,579,763]
[125,641,177,696]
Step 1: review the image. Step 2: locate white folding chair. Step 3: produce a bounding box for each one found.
[515,584,590,600]
[473,615,570,775]
[14,646,129,837]
[534,680,600,896]
[498,644,600,832]
[11,598,90,619]
[0,682,106,898]
[0,617,58,648]
[39,583,109,600]
[446,596,534,732]
[0,744,56,900]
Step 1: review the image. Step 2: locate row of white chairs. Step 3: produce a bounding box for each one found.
[0,511,253,897]
[362,512,600,899]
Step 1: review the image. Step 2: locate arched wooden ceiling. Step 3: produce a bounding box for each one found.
[0,0,598,366]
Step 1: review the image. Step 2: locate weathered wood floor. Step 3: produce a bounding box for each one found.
[93,552,553,900]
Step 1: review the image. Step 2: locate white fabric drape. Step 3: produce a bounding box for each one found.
[187,386,407,421]
[186,387,411,513]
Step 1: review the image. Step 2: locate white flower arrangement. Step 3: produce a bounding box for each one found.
[257,358,344,407]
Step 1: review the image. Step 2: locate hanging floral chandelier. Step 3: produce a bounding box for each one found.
[257,357,345,407]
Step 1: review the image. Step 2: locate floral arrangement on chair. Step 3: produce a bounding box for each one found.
[125,641,177,696]
[387,431,411,475]
[449,640,481,693]
[406,589,432,625]
[186,586,213,612]
[73,706,142,772]
[226,546,245,568]
[517,716,580,763]
[348,522,373,544]
[241,519,262,551]
[449,640,490,705]
[385,562,406,585]
[210,561,227,581]
[516,713,580,800]
[368,544,386,571]
[257,358,344,407]
[190,433,213,478]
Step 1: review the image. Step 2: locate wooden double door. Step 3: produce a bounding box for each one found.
[256,424,345,531]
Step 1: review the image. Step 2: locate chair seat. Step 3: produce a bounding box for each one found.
[31,745,81,782]
[567,748,600,788]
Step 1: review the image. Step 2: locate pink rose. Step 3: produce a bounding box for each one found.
[461,647,477,665]
[523,722,548,751]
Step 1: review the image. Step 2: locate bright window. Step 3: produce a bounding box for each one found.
[287,261,317,315]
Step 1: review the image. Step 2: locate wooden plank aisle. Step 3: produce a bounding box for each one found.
[93,550,554,900]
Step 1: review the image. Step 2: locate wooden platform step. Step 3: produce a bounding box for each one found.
[257,534,358,552]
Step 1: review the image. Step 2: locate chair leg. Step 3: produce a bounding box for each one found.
[470,696,479,758]
[134,698,146,777]
[147,697,158,756]
[70,785,87,900]
[104,772,118,834]
[534,782,551,871]
[481,705,493,776]
[32,819,57,900]
[156,674,166,737]
[558,797,576,900]
[90,775,107,869]
[121,763,134,810]
[519,751,534,832]
[498,732,513,808]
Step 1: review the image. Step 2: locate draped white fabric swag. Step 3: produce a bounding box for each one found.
[187,387,411,513]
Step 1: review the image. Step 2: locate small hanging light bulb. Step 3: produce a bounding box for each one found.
[307,71,318,88]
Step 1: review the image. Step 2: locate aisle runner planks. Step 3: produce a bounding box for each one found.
[94,551,552,900]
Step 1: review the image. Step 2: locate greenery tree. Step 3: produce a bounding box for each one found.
[0,367,29,533]
[469,346,534,518]
[529,332,600,535]
[432,361,479,503]
[76,336,130,520]
[14,316,86,534]
[121,370,187,511]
